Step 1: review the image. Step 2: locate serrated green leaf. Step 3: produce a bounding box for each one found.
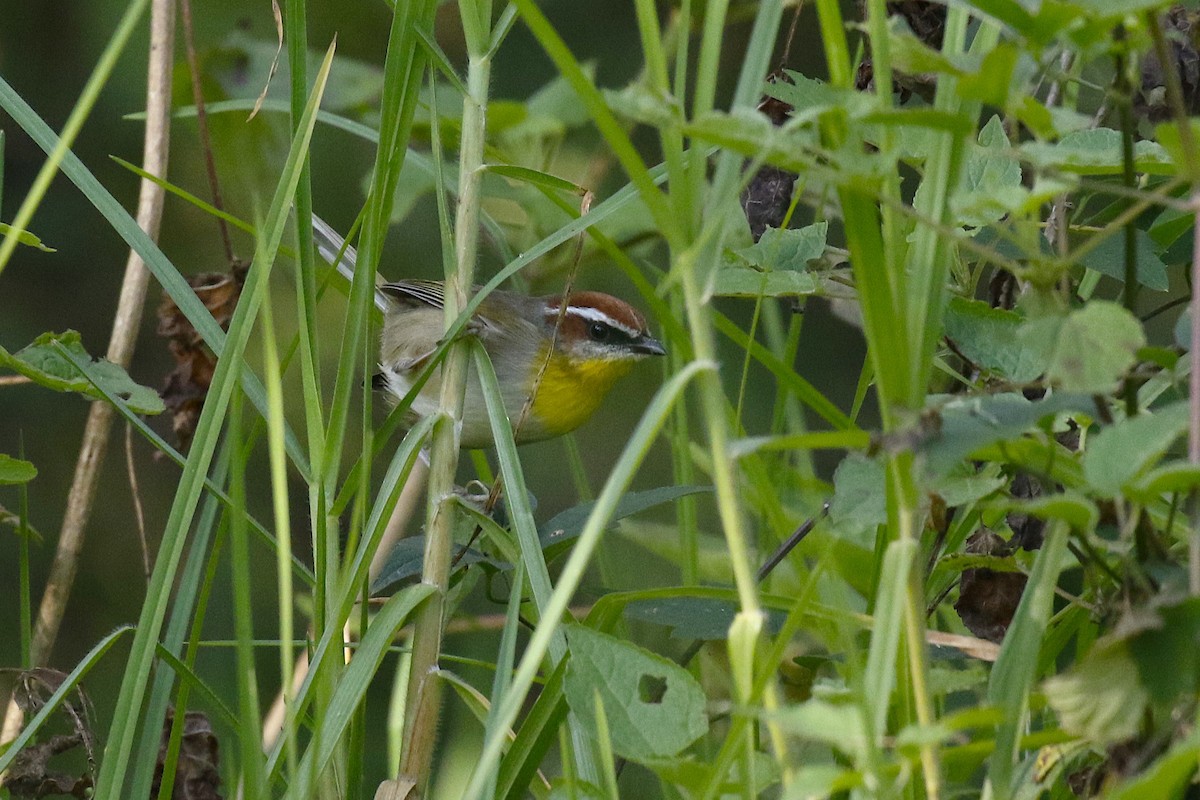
[563,624,707,762]
[0,454,37,485]
[943,297,1046,382]
[0,331,164,414]
[735,221,828,271]
[1082,401,1188,497]
[1023,302,1146,394]
[712,267,821,297]
[921,392,1093,477]
[1020,129,1173,175]
[953,116,1023,228]
[1044,638,1147,745]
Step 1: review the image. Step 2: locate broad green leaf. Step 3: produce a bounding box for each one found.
[1126,597,1200,705]
[623,596,787,641]
[829,453,886,531]
[735,222,828,271]
[602,83,683,129]
[1127,461,1200,503]
[934,463,1007,506]
[771,699,869,761]
[1082,401,1188,497]
[1020,129,1173,175]
[563,624,707,762]
[369,535,507,595]
[920,393,1092,477]
[210,30,383,111]
[1078,229,1169,292]
[1155,120,1200,175]
[957,43,1022,107]
[0,454,37,485]
[540,485,711,547]
[1004,492,1099,532]
[953,115,1024,228]
[0,331,164,414]
[780,765,863,798]
[765,70,875,123]
[0,223,54,252]
[943,297,1046,383]
[1021,302,1146,394]
[711,267,822,297]
[1044,639,1147,745]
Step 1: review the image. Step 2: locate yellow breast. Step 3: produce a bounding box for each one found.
[531,351,635,437]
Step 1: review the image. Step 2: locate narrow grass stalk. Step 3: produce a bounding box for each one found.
[261,289,299,779]
[0,0,149,275]
[90,46,334,797]
[0,627,133,774]
[284,585,436,800]
[462,361,712,798]
[398,16,493,785]
[227,390,265,798]
[0,0,174,748]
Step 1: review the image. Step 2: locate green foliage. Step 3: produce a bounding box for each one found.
[9,0,1200,795]
[0,330,164,414]
[0,453,36,485]
[563,624,707,762]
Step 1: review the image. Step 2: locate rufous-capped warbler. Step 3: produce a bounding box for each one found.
[313,216,666,449]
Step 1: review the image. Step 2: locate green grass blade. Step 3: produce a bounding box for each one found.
[463,360,714,798]
[0,626,132,774]
[90,41,336,798]
[0,0,149,276]
[282,584,435,800]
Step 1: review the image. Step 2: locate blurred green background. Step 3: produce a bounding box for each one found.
[0,0,867,792]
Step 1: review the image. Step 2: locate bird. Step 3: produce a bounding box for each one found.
[312,216,666,449]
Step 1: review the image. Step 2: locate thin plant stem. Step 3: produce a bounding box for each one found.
[2,0,173,744]
[398,10,493,788]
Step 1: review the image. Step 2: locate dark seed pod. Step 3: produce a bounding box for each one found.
[740,76,799,242]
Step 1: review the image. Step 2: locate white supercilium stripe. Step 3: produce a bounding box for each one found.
[544,304,640,337]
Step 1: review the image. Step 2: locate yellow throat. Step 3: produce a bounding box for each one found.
[531,349,636,437]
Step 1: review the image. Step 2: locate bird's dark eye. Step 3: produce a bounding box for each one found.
[588,322,610,341]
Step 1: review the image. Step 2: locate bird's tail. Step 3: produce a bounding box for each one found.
[312,214,389,312]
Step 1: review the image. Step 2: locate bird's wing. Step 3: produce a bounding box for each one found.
[380,279,447,309]
[312,214,389,313]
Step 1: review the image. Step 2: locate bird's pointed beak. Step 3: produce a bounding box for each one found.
[632,336,667,356]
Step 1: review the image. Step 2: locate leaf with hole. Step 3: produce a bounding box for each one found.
[0,331,164,414]
[563,624,707,763]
